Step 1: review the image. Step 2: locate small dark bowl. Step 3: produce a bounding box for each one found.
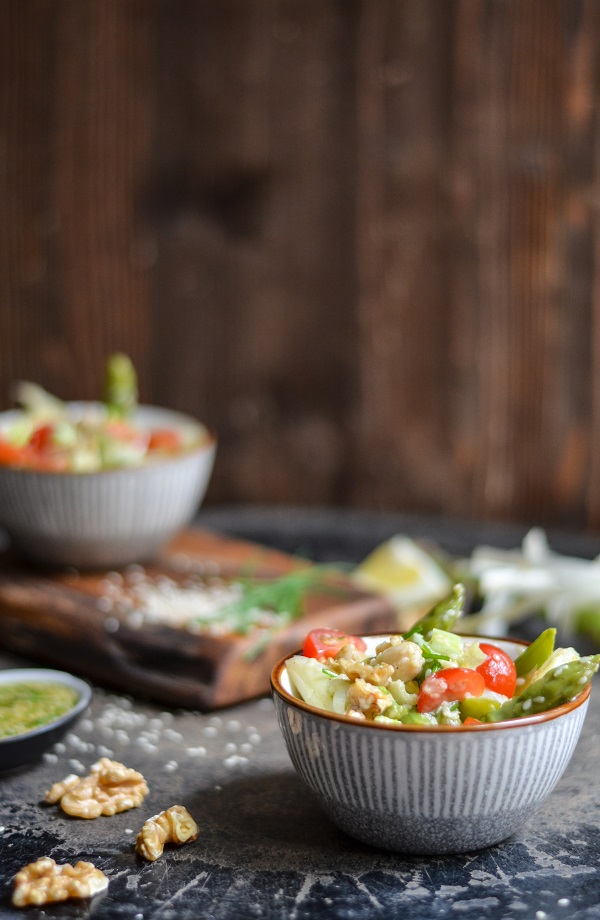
[0,668,92,771]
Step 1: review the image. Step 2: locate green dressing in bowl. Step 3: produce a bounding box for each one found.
[0,682,79,738]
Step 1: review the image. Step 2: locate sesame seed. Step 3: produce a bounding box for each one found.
[186,746,207,757]
[224,754,249,768]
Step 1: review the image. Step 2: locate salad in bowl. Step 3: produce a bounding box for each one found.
[271,585,598,853]
[285,585,599,727]
[0,355,215,568]
[0,354,209,472]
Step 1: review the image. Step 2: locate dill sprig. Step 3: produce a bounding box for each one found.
[215,566,340,636]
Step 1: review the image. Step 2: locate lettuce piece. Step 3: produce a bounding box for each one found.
[286,656,349,713]
[428,628,463,660]
[458,640,487,670]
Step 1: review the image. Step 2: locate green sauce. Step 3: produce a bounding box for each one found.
[0,682,79,739]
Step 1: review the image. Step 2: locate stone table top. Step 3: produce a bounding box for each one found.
[1,507,599,920]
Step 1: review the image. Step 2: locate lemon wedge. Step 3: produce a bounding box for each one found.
[353,536,452,608]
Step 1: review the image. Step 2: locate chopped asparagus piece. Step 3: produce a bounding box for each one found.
[104,353,138,419]
[485,655,600,722]
[459,697,500,720]
[514,627,556,677]
[403,584,466,641]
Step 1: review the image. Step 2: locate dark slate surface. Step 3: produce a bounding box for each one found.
[1,506,600,920]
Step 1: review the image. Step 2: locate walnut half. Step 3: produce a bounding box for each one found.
[12,857,108,907]
[135,805,199,861]
[45,757,149,819]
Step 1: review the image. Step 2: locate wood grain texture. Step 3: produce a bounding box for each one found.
[1,0,600,530]
[0,528,396,709]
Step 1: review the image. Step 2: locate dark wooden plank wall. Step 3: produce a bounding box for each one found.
[1,0,599,531]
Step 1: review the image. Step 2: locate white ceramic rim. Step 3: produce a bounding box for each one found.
[271,634,593,733]
[0,668,92,744]
[0,403,216,476]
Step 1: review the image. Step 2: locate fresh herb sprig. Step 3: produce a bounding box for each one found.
[192,565,343,638]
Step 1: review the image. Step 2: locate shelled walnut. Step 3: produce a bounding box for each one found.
[45,757,149,818]
[135,805,199,861]
[12,857,108,907]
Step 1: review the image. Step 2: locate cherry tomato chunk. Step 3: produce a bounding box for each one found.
[28,423,55,453]
[476,643,517,697]
[0,437,33,467]
[148,428,183,453]
[417,667,485,713]
[302,628,367,660]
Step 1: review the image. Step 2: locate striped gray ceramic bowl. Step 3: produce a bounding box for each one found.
[0,404,216,569]
[271,635,591,855]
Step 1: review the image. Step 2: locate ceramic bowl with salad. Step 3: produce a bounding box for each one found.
[271,585,598,854]
[0,355,216,568]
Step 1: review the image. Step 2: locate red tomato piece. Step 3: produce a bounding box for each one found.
[302,628,367,660]
[463,717,483,725]
[28,423,55,454]
[417,667,486,713]
[0,438,34,468]
[476,643,517,697]
[105,420,144,442]
[147,428,183,453]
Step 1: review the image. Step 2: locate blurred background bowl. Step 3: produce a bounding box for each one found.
[271,635,591,855]
[0,667,92,772]
[0,404,216,569]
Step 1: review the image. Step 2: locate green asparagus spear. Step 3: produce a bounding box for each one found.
[403,583,466,641]
[485,654,600,722]
[104,353,138,419]
[514,627,556,677]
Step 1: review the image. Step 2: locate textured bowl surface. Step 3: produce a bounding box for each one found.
[0,404,216,568]
[271,636,591,854]
[0,668,92,771]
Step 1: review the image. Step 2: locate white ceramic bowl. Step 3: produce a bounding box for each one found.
[0,404,216,569]
[271,635,592,854]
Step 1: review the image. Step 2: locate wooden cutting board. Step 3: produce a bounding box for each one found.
[0,528,397,710]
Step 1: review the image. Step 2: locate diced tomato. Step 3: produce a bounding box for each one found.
[147,428,183,453]
[463,717,483,725]
[302,628,367,660]
[28,424,55,453]
[29,453,69,472]
[0,437,33,467]
[417,667,486,713]
[476,643,517,697]
[104,419,143,441]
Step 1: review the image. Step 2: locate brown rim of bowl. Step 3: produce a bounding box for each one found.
[270,635,593,733]
[0,407,216,477]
